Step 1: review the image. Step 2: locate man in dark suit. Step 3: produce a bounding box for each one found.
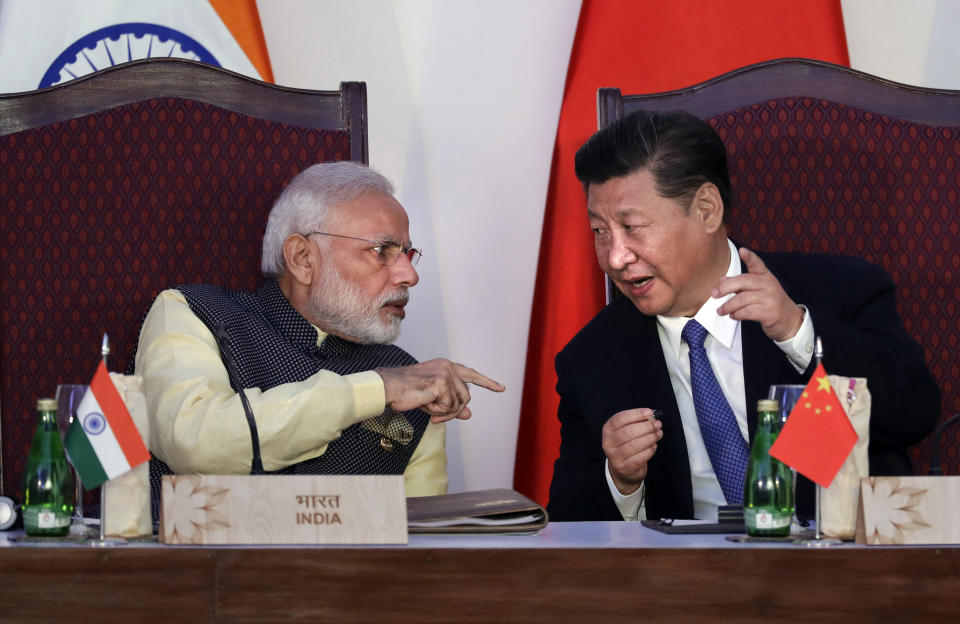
[547,110,940,522]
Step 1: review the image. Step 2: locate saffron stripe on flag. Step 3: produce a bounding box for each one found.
[65,418,110,489]
[208,0,274,82]
[90,362,150,466]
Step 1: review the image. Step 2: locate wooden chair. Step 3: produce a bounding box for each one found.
[597,58,960,475]
[0,58,368,502]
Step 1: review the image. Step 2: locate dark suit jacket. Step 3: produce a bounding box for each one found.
[547,251,941,521]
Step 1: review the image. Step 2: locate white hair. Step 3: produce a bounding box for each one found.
[260,161,394,277]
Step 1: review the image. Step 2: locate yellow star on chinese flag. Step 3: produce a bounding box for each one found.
[816,375,832,392]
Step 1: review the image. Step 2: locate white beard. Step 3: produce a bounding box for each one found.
[306,260,407,345]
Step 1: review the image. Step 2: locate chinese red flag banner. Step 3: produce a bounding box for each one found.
[770,364,858,488]
[513,0,850,505]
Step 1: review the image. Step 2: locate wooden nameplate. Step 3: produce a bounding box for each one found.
[159,474,407,545]
[855,476,960,545]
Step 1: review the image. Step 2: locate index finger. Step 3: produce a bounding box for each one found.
[739,247,768,274]
[454,364,506,392]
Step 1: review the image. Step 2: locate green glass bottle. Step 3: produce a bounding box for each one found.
[23,397,74,537]
[743,398,794,537]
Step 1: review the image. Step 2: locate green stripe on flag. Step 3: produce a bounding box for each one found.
[65,418,109,489]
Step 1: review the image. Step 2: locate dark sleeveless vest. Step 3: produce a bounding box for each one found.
[148,280,430,513]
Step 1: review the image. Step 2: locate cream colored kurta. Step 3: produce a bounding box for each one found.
[135,288,447,497]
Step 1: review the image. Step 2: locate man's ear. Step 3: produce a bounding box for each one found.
[282,234,316,286]
[691,182,725,234]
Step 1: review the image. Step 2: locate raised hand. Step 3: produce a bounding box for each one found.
[376,359,505,423]
[713,247,804,342]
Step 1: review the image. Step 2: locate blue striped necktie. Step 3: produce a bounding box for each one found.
[682,319,750,504]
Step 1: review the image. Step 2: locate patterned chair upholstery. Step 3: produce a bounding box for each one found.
[0,58,368,502]
[598,58,960,475]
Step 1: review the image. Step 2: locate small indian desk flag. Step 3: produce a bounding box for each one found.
[769,363,858,488]
[64,362,150,489]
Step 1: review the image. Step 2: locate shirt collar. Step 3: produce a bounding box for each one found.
[312,325,329,347]
[658,239,741,356]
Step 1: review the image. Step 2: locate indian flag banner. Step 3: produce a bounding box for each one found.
[0,0,272,93]
[65,362,150,489]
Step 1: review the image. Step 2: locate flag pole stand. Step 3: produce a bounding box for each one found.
[795,484,841,547]
[86,333,126,547]
[87,484,127,547]
[793,336,842,548]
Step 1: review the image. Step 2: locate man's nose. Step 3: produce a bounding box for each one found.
[605,232,638,271]
[391,253,419,287]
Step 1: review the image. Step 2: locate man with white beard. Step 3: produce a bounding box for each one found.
[135,162,503,507]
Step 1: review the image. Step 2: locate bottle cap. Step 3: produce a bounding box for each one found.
[757,399,779,412]
[36,398,57,411]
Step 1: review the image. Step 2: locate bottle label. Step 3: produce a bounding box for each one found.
[38,510,56,528]
[25,508,70,529]
[746,508,790,529]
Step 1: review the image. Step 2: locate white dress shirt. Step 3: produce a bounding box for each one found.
[606,239,814,521]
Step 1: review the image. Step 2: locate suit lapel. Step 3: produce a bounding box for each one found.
[740,320,791,441]
[739,251,805,441]
[610,299,694,517]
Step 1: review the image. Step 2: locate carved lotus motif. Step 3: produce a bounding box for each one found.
[167,476,231,545]
[861,477,930,545]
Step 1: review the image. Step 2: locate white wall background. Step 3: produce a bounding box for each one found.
[842,0,960,89]
[258,0,581,493]
[259,0,959,494]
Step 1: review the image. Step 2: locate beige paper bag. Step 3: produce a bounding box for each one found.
[819,375,870,539]
[102,373,152,538]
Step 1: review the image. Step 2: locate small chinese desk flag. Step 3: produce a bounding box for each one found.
[769,363,858,488]
[64,362,150,489]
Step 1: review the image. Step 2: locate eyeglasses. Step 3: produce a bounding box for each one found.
[304,231,422,267]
